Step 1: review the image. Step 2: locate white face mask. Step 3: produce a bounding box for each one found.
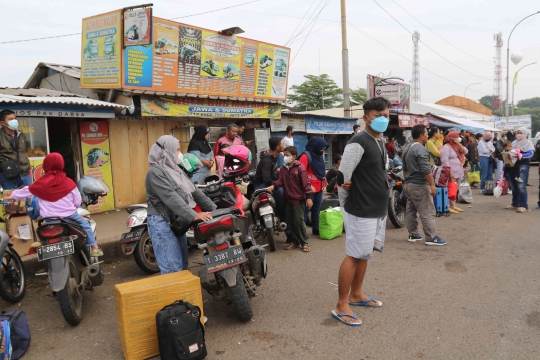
[176,152,184,165]
[458,138,462,143]
[283,156,293,165]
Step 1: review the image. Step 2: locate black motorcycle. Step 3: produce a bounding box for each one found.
[0,209,25,303]
[387,166,406,228]
[35,176,108,325]
[194,208,266,322]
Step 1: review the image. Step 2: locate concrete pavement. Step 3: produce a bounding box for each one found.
[4,176,540,359]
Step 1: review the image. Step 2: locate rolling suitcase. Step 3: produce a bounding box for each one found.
[483,180,495,195]
[433,187,449,217]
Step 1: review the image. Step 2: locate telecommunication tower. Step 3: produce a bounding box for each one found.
[411,31,421,102]
[492,33,503,111]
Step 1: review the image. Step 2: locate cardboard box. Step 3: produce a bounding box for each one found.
[6,214,36,256]
[114,270,204,360]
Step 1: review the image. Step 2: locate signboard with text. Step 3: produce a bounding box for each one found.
[368,75,411,113]
[398,114,430,128]
[270,116,306,132]
[123,16,290,100]
[123,8,152,47]
[493,114,532,130]
[305,116,356,134]
[81,10,122,88]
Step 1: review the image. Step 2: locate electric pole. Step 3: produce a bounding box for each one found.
[340,0,351,118]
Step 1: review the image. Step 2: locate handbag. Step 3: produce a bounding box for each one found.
[488,154,496,165]
[431,165,451,187]
[447,180,458,201]
[468,169,480,184]
[156,300,207,360]
[319,207,344,240]
[0,160,21,179]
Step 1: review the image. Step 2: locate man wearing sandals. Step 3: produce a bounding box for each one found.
[267,146,313,252]
[332,97,390,326]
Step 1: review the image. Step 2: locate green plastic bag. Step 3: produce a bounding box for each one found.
[468,170,480,184]
[319,207,344,240]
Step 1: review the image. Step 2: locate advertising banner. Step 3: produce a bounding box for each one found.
[123,17,290,101]
[140,95,281,118]
[80,121,115,213]
[81,10,122,88]
[270,116,306,132]
[398,114,430,128]
[493,114,532,130]
[368,75,411,113]
[123,8,152,47]
[305,116,356,134]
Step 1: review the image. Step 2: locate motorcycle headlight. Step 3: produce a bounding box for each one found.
[126,215,144,228]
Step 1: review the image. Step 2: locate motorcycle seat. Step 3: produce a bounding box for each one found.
[191,208,241,227]
[252,188,271,197]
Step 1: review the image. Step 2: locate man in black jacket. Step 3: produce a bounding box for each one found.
[0,110,31,189]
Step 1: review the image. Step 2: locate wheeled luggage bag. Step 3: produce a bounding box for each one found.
[483,180,496,195]
[433,187,449,217]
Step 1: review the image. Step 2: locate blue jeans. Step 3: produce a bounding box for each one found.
[304,190,323,232]
[495,160,504,182]
[507,164,530,209]
[0,174,31,190]
[147,215,188,274]
[65,212,97,247]
[479,157,493,190]
[255,183,288,234]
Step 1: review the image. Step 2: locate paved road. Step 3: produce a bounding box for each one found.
[2,180,540,359]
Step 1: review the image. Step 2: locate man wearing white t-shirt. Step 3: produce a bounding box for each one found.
[283,126,294,147]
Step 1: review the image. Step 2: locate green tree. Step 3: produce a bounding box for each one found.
[350,87,367,105]
[517,97,540,108]
[288,74,342,111]
[478,95,494,111]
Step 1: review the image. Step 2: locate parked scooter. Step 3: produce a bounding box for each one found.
[387,165,406,228]
[249,188,286,252]
[0,195,26,303]
[35,176,108,325]
[194,208,266,322]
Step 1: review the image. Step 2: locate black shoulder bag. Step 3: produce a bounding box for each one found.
[1,134,21,179]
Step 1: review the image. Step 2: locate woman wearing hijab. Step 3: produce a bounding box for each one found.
[188,125,215,184]
[298,136,329,236]
[146,135,217,274]
[440,131,468,213]
[393,129,410,155]
[9,153,103,256]
[505,127,535,213]
[478,131,496,193]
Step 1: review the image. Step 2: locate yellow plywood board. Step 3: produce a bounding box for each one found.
[109,120,134,207]
[114,271,204,360]
[127,121,150,204]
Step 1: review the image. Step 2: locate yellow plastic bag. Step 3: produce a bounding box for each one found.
[468,170,480,184]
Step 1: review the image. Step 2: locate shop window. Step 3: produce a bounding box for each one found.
[18,117,49,158]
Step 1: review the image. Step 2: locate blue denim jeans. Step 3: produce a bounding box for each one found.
[147,215,188,274]
[495,159,504,182]
[65,212,97,247]
[479,157,493,190]
[507,164,530,209]
[0,174,31,190]
[304,190,323,232]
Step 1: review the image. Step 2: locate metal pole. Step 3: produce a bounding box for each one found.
[505,11,540,116]
[464,82,481,98]
[340,0,351,118]
[511,62,537,116]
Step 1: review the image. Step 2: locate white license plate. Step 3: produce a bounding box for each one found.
[259,206,273,216]
[37,240,75,262]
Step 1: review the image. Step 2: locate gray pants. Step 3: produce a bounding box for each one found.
[404,183,437,242]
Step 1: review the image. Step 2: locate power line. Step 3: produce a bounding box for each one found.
[288,20,340,45]
[170,0,260,19]
[290,0,331,66]
[347,22,490,95]
[284,0,318,45]
[0,0,260,45]
[371,0,492,81]
[391,0,493,66]
[285,0,327,46]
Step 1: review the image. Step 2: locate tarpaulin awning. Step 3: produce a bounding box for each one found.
[429,120,483,134]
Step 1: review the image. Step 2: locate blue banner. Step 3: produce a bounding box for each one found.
[124,45,153,88]
[306,116,356,134]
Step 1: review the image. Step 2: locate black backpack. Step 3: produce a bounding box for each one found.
[156,300,207,360]
[0,310,31,360]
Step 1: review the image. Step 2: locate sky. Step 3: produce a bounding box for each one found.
[1,0,539,106]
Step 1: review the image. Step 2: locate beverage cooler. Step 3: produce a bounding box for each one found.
[243,128,270,171]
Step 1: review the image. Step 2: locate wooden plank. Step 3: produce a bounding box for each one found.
[128,121,149,204]
[146,121,165,148]
[109,120,134,208]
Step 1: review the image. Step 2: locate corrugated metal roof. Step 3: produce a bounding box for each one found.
[0,87,86,98]
[295,105,364,119]
[24,63,81,89]
[0,93,126,109]
[430,114,499,132]
[282,111,358,120]
[122,89,285,104]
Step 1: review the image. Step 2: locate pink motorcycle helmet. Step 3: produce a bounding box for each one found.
[223,145,252,176]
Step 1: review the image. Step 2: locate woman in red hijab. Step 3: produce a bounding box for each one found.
[440,132,468,213]
[9,153,103,256]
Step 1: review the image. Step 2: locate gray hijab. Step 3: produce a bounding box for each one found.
[512,127,534,152]
[149,135,196,207]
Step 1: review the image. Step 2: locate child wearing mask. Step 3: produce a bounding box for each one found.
[267,146,313,252]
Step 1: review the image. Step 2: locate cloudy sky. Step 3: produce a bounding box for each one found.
[1,0,539,105]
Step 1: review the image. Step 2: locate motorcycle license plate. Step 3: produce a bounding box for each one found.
[204,245,247,273]
[259,206,273,216]
[120,231,141,243]
[37,240,75,262]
